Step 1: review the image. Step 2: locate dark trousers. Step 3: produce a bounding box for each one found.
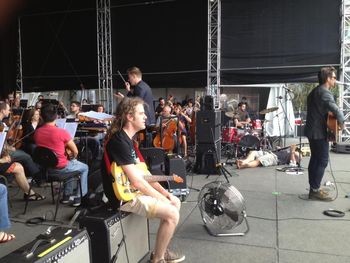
[308,138,329,190]
[10,149,41,177]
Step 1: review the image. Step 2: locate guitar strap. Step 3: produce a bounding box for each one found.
[103,138,145,175]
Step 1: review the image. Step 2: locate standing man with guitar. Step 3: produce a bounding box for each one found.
[102,97,185,263]
[305,67,345,201]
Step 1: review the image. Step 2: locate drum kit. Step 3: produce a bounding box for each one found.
[222,107,279,159]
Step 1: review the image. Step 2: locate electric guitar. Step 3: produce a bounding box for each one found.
[327,112,338,142]
[111,162,184,202]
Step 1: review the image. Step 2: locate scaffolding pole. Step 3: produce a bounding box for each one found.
[96,0,114,113]
[207,0,221,109]
[16,17,23,97]
[339,0,350,142]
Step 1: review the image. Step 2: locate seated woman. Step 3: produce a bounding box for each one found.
[21,109,43,155]
[0,184,15,243]
[0,154,45,201]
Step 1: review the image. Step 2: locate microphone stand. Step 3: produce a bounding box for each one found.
[278,87,294,147]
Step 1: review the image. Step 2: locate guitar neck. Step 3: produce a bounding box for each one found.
[144,175,175,182]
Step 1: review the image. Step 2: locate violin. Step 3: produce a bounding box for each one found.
[6,113,24,149]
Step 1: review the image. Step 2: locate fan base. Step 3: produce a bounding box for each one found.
[204,217,249,237]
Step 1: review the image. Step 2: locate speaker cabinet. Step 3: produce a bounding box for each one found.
[79,209,149,263]
[1,227,91,263]
[196,110,221,143]
[165,156,188,194]
[195,140,221,174]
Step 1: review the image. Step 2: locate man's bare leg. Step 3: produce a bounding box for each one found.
[152,202,180,263]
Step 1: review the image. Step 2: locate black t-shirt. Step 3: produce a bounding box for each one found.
[101,129,138,208]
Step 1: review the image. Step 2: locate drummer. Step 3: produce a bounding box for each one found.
[233,102,251,129]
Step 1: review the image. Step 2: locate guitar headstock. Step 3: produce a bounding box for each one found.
[171,174,184,183]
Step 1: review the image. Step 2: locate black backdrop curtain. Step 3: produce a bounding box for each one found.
[0,23,17,100]
[221,0,341,84]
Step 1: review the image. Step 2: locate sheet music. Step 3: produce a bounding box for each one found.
[55,118,66,129]
[78,111,114,121]
[0,131,7,153]
[64,122,79,139]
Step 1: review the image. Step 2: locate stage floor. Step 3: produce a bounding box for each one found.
[1,137,350,263]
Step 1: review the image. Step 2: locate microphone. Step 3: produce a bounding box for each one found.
[335,80,350,86]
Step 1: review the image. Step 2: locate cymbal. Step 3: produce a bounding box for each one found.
[259,107,279,114]
[225,111,237,118]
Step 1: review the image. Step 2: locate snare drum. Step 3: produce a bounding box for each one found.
[222,127,237,143]
[252,119,262,130]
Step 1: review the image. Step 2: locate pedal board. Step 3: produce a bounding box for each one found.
[331,142,350,154]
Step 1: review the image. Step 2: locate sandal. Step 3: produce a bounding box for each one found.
[24,192,46,201]
[0,232,15,244]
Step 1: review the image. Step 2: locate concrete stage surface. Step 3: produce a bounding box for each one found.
[1,138,350,263]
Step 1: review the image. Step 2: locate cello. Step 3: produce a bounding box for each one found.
[153,117,177,152]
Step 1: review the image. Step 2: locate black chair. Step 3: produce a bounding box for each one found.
[139,147,166,175]
[24,146,82,220]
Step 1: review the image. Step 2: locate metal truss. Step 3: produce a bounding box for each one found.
[340,0,350,142]
[96,0,114,113]
[16,17,23,96]
[207,0,221,109]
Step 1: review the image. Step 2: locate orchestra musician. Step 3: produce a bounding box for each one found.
[234,102,251,128]
[0,102,43,185]
[101,97,185,263]
[154,104,178,153]
[66,101,81,119]
[34,103,88,207]
[173,104,191,158]
[67,100,100,159]
[0,152,45,201]
[21,109,43,155]
[155,97,165,120]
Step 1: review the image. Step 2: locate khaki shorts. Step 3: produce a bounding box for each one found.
[120,194,159,218]
[254,150,278,167]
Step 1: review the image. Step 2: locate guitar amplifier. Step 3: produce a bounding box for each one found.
[1,227,91,263]
[79,208,150,263]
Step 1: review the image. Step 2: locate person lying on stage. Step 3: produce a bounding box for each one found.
[234,102,251,128]
[236,145,300,169]
[101,97,185,263]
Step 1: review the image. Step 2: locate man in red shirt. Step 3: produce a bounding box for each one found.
[34,104,88,206]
